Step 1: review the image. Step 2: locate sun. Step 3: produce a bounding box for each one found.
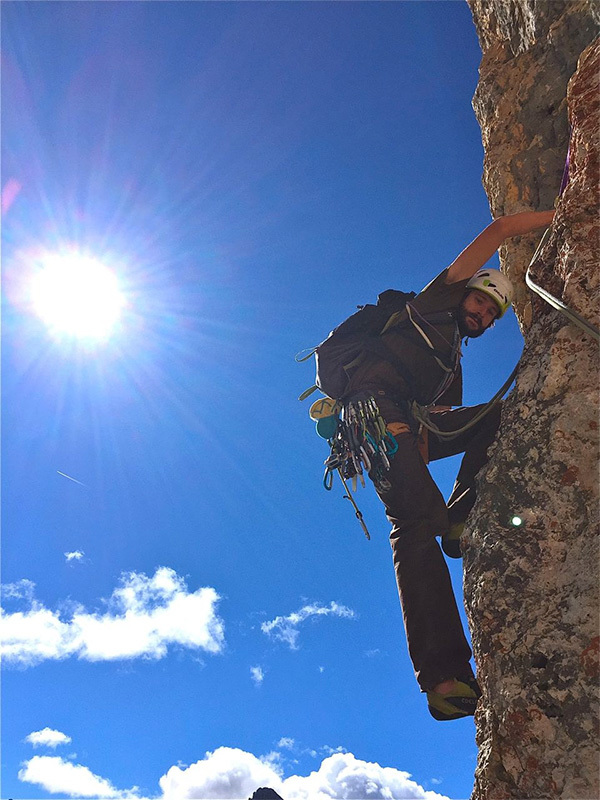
[30,252,125,341]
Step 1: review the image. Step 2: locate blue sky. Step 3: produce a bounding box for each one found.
[1,2,524,799]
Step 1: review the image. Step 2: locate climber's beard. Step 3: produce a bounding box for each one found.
[457,302,488,338]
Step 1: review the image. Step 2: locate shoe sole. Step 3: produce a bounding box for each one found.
[427,678,481,721]
[428,706,469,721]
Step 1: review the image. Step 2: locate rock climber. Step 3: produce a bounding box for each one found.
[343,209,555,720]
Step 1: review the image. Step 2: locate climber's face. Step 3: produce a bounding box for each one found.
[457,289,500,338]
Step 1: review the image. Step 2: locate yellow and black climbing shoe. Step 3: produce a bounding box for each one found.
[442,522,464,559]
[427,677,482,721]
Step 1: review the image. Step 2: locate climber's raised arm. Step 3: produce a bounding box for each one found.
[445,209,555,284]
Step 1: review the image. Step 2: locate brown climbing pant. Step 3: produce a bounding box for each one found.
[374,402,502,691]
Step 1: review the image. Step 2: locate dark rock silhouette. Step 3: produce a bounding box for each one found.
[248,788,284,800]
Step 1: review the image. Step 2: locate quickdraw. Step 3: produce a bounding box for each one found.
[324,397,398,492]
[311,394,398,539]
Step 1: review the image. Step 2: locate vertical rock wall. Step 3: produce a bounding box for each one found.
[464,3,599,798]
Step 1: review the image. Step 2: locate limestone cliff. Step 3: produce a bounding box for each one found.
[464,3,599,799]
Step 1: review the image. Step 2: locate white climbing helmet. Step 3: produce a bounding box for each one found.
[466,268,513,317]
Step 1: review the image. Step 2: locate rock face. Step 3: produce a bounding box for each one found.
[467,0,598,323]
[464,4,599,799]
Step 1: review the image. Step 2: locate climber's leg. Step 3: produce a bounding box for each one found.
[374,427,474,693]
[427,404,502,557]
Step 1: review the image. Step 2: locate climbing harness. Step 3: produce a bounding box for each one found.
[313,394,398,539]
[411,361,519,441]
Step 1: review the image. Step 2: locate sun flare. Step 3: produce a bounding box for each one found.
[30,252,125,340]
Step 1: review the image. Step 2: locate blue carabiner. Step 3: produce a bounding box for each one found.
[385,432,399,456]
[323,468,334,491]
[364,431,379,452]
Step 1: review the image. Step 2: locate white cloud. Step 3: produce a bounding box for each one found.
[1,567,224,667]
[1,578,35,602]
[18,755,139,799]
[65,550,85,562]
[321,745,347,756]
[19,745,450,800]
[261,601,356,649]
[281,753,451,800]
[277,737,295,750]
[158,749,451,800]
[250,665,264,685]
[25,728,72,748]
[159,746,281,799]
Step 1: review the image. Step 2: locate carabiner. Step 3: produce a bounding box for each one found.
[323,468,334,491]
[385,431,398,456]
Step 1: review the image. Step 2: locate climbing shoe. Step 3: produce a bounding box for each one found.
[427,677,482,721]
[442,522,465,559]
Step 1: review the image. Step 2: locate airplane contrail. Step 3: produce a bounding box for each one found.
[57,470,86,487]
